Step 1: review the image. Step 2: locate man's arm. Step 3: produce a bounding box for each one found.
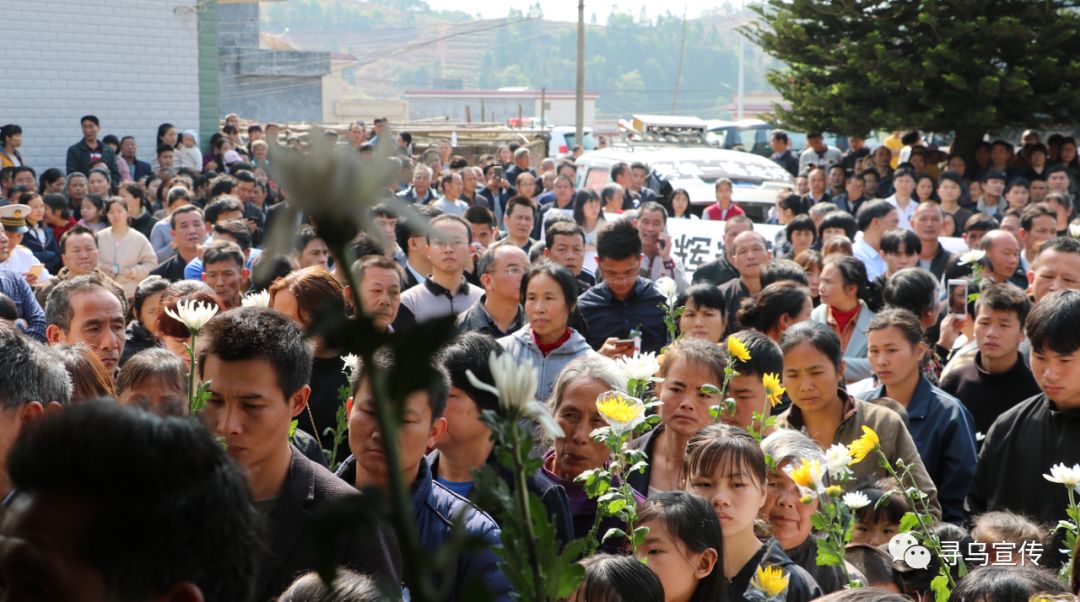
[66,144,81,175]
[8,275,46,342]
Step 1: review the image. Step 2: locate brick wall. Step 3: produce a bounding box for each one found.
[0,0,201,174]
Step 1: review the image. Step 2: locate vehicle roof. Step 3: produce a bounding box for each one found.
[575,146,792,183]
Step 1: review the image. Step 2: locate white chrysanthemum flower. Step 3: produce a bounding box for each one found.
[241,290,271,307]
[1043,463,1080,489]
[1070,223,1080,239]
[841,491,872,510]
[617,352,661,383]
[655,276,678,304]
[823,443,854,480]
[467,352,563,439]
[342,353,360,380]
[163,299,219,334]
[957,249,986,266]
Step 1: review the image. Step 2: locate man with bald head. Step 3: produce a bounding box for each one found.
[718,229,772,336]
[980,229,1027,289]
[692,215,753,287]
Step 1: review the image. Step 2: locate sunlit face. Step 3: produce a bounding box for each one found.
[105,202,128,228]
[986,234,1020,281]
[1021,215,1057,256]
[637,209,665,247]
[1005,184,1030,211]
[892,174,915,198]
[525,273,571,342]
[552,377,612,482]
[852,514,899,548]
[202,259,246,307]
[731,232,769,280]
[298,238,329,269]
[637,519,715,602]
[484,246,528,302]
[48,289,126,372]
[781,341,844,416]
[659,357,721,438]
[25,196,45,225]
[912,205,942,240]
[1047,171,1070,193]
[80,198,100,223]
[715,182,733,204]
[974,305,1024,364]
[470,222,496,250]
[358,266,402,332]
[1031,249,1080,302]
[724,372,769,430]
[883,244,919,276]
[597,255,641,300]
[516,174,537,199]
[845,177,865,200]
[545,233,585,275]
[937,179,961,204]
[172,211,205,251]
[672,192,690,217]
[762,460,817,550]
[678,298,725,343]
[804,266,821,298]
[87,172,110,197]
[426,220,470,275]
[867,326,925,390]
[818,263,854,308]
[1030,347,1080,410]
[808,170,826,195]
[61,233,99,275]
[790,229,814,254]
[688,457,768,539]
[349,379,443,491]
[506,204,534,240]
[916,177,935,201]
[67,177,88,201]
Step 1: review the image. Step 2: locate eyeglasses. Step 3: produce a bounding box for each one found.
[500,266,525,276]
[601,269,639,284]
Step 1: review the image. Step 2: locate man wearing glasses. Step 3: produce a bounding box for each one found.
[578,219,667,356]
[395,214,484,331]
[456,244,529,338]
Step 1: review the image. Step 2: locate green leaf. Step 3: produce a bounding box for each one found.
[899,512,920,533]
[556,564,586,597]
[601,527,628,544]
[288,419,298,442]
[607,498,628,514]
[930,574,950,602]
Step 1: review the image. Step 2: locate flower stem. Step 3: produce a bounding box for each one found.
[878,450,954,588]
[187,333,198,414]
[510,421,544,601]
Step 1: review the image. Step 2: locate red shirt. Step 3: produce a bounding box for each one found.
[704,202,745,221]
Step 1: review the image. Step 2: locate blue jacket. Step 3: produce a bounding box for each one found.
[577,277,668,355]
[337,456,512,601]
[865,376,977,525]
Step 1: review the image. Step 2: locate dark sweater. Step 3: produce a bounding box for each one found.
[727,538,823,602]
[939,350,1042,437]
[300,354,350,460]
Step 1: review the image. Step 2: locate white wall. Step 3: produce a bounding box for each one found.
[0,0,201,173]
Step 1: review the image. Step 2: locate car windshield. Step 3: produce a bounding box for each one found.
[563,132,597,151]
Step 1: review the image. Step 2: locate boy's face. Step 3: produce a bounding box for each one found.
[348,378,445,490]
[852,514,898,548]
[974,306,1024,364]
[883,244,918,275]
[201,356,307,474]
[1030,347,1080,410]
[722,372,768,430]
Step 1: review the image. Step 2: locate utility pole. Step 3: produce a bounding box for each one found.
[575,0,585,147]
[671,7,687,114]
[540,87,546,129]
[736,4,745,120]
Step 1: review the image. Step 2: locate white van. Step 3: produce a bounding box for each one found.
[574,146,794,222]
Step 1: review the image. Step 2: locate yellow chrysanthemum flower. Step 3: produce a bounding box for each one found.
[762,373,785,407]
[752,565,789,598]
[786,459,822,491]
[824,485,842,496]
[727,335,751,362]
[848,425,880,465]
[596,392,644,425]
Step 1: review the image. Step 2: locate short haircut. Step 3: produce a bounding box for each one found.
[778,194,806,215]
[351,347,451,422]
[212,219,253,252]
[45,274,126,333]
[973,283,1030,328]
[856,200,895,232]
[965,212,999,234]
[7,402,261,601]
[880,229,922,255]
[268,266,345,325]
[169,204,203,230]
[1026,289,1080,355]
[294,224,323,254]
[545,220,586,249]
[609,162,630,181]
[437,332,503,413]
[505,195,536,219]
[116,348,186,405]
[198,307,314,399]
[464,204,496,228]
[352,254,406,285]
[784,214,816,244]
[522,261,579,309]
[203,196,243,224]
[58,224,98,254]
[43,192,71,220]
[133,275,170,319]
[166,185,192,208]
[395,204,443,252]
[938,170,963,187]
[595,218,642,261]
[426,213,472,244]
[208,174,237,198]
[371,202,397,220]
[951,565,1067,602]
[771,130,789,143]
[1019,202,1056,232]
[727,328,784,377]
[80,114,99,126]
[202,240,245,269]
[638,201,668,223]
[1034,235,1080,263]
[882,268,938,318]
[819,211,858,240]
[0,325,71,409]
[760,258,810,287]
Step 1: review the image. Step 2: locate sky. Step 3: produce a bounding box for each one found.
[423,0,742,23]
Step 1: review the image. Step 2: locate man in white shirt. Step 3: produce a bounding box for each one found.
[884,166,918,231]
[798,132,842,175]
[852,200,899,281]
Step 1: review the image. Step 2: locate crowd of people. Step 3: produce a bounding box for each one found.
[0,114,1079,602]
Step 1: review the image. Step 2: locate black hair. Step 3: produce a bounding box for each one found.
[294,224,323,254]
[426,213,473,245]
[352,347,451,421]
[879,229,922,256]
[595,218,642,261]
[1034,235,1080,263]
[38,168,64,194]
[1045,163,1068,177]
[853,485,910,529]
[464,204,496,228]
[639,200,668,223]
[203,196,243,225]
[1019,202,1056,232]
[133,275,169,320]
[45,274,127,333]
[202,240,245,268]
[951,565,1067,602]
[784,214,817,244]
[675,283,726,316]
[81,193,107,222]
[900,130,920,146]
[80,115,100,127]
[115,348,187,417]
[728,328,784,378]
[395,204,443,253]
[1004,177,1030,196]
[437,333,503,414]
[780,321,844,371]
[1026,289,1080,355]
[659,337,727,384]
[198,307,314,400]
[213,219,253,252]
[637,491,726,602]
[573,554,666,602]
[736,284,811,339]
[778,194,806,216]
[521,261,579,310]
[856,200,895,232]
[843,545,901,593]
[824,255,874,306]
[964,212,999,234]
[0,124,21,146]
[7,402,262,602]
[761,258,810,287]
[867,307,924,347]
[819,211,858,240]
[0,293,15,322]
[684,422,767,487]
[545,219,586,249]
[882,268,938,320]
[938,170,963,187]
[974,282,1030,327]
[57,224,96,254]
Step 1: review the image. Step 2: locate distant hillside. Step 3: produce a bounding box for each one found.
[261,0,781,119]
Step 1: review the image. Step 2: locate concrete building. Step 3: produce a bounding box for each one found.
[218,1,331,124]
[0,0,202,172]
[403,88,598,129]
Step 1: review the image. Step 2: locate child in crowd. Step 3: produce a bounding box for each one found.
[77,193,108,233]
[636,491,724,602]
[850,482,910,548]
[684,423,823,601]
[970,511,1045,568]
[176,130,202,171]
[571,554,666,602]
